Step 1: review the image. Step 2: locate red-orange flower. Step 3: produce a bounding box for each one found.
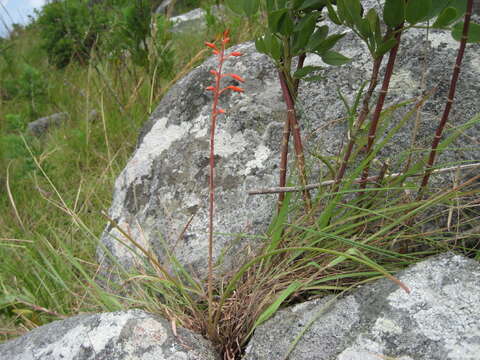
[229,51,242,57]
[226,85,244,93]
[206,86,215,91]
[224,73,245,82]
[205,42,217,49]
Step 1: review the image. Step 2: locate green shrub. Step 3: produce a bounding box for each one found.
[37,0,109,68]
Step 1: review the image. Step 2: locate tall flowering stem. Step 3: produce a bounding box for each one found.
[204,31,244,336]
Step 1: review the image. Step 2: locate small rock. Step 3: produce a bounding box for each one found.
[27,112,69,138]
[0,309,220,360]
[170,6,224,33]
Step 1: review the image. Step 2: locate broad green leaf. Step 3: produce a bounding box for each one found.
[243,0,260,16]
[452,22,480,43]
[383,0,405,27]
[358,18,372,38]
[344,0,363,28]
[326,0,342,25]
[307,25,329,50]
[432,7,458,28]
[299,0,328,11]
[405,0,432,24]
[293,65,323,79]
[268,8,294,35]
[366,8,379,32]
[255,36,267,54]
[303,75,324,82]
[321,50,351,65]
[375,37,398,57]
[292,14,318,53]
[336,0,353,25]
[294,13,319,33]
[292,0,306,9]
[225,0,243,13]
[312,33,345,54]
[426,0,450,20]
[446,0,468,16]
[269,34,283,61]
[250,281,302,334]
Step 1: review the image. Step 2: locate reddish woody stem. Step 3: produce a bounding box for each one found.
[417,0,474,198]
[278,69,312,210]
[333,56,383,192]
[277,53,306,211]
[360,25,404,189]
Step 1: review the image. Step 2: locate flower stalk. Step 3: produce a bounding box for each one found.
[204,30,244,337]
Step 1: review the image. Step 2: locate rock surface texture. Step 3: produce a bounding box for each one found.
[0,309,219,360]
[244,253,480,360]
[27,112,69,137]
[100,1,480,277]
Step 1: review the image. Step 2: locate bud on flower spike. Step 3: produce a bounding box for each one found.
[229,52,242,57]
[205,42,217,49]
[224,73,245,82]
[206,86,215,91]
[226,85,244,93]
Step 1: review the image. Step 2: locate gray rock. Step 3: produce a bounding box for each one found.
[0,309,219,360]
[27,112,69,138]
[88,109,100,123]
[99,4,480,278]
[244,253,480,360]
[170,6,224,33]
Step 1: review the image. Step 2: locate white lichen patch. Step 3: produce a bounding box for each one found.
[244,145,272,175]
[215,128,248,157]
[33,313,132,358]
[429,31,461,50]
[373,317,403,335]
[389,69,420,98]
[124,117,189,185]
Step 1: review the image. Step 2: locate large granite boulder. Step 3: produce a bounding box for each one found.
[244,253,480,360]
[0,309,219,360]
[99,2,480,278]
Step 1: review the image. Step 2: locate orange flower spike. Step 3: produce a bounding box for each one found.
[205,42,217,49]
